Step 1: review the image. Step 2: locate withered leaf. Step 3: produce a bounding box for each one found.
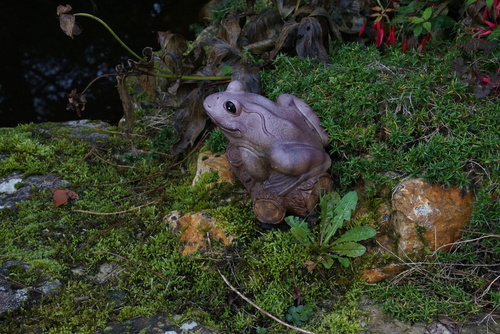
[464,39,498,55]
[67,89,87,117]
[58,13,82,38]
[116,73,135,132]
[304,260,318,273]
[172,86,211,154]
[271,21,299,59]
[474,85,490,98]
[53,189,79,208]
[231,62,261,94]
[240,9,283,54]
[222,14,243,49]
[296,16,329,63]
[56,4,72,15]
[157,31,187,75]
[134,47,157,100]
[273,0,298,19]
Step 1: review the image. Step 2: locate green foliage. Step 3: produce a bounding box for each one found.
[286,305,313,326]
[286,191,376,269]
[392,1,456,37]
[206,128,229,153]
[371,280,481,322]
[262,44,500,190]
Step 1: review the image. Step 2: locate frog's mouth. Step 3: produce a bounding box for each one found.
[210,118,243,138]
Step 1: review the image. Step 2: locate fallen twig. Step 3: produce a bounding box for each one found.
[73,199,160,215]
[217,268,318,334]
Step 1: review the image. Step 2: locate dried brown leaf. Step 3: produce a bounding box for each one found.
[158,31,187,75]
[116,74,135,131]
[58,13,82,38]
[172,86,211,154]
[296,17,329,62]
[240,9,282,49]
[53,189,79,208]
[231,62,261,94]
[222,15,243,49]
[67,89,87,117]
[273,0,298,19]
[270,21,299,59]
[56,4,72,15]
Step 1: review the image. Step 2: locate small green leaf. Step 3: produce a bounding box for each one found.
[422,7,433,20]
[330,242,367,257]
[334,255,351,268]
[221,65,233,75]
[286,216,313,245]
[321,255,334,269]
[466,0,477,5]
[332,226,377,244]
[322,191,358,244]
[486,0,494,9]
[409,16,424,24]
[423,21,432,33]
[413,24,423,36]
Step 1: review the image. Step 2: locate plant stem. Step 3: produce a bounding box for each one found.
[73,12,232,81]
[74,12,144,61]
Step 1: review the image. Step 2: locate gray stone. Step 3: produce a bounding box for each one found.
[0,172,70,209]
[0,261,62,315]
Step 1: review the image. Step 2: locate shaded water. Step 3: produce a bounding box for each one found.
[0,0,209,127]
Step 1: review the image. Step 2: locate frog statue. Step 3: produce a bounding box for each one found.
[203,81,333,224]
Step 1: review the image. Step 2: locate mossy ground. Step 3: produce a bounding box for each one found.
[1,41,499,333]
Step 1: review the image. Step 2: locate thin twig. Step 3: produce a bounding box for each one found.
[73,199,160,215]
[75,218,127,254]
[0,274,48,297]
[92,150,137,169]
[217,269,318,334]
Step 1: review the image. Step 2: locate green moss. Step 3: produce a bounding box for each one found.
[261,43,499,191]
[1,34,499,333]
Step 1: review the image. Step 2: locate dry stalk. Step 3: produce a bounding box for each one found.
[217,269,318,334]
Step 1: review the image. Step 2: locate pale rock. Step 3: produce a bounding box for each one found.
[192,151,235,186]
[392,178,473,257]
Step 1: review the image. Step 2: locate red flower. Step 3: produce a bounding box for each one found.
[374,21,385,47]
[358,22,366,37]
[387,26,396,46]
[478,20,498,36]
[418,33,431,53]
[402,38,407,53]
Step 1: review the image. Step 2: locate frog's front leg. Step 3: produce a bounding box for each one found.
[234,145,269,183]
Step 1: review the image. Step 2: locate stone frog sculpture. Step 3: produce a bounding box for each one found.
[203,81,333,224]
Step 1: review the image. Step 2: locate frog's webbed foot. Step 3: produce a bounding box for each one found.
[284,173,333,216]
[252,190,286,224]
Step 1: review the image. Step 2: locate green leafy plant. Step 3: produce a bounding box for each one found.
[286,191,376,271]
[285,304,314,326]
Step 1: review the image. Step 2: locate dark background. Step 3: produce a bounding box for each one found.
[0,0,209,127]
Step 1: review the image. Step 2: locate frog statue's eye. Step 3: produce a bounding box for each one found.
[224,101,237,114]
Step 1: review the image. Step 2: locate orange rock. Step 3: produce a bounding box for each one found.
[361,264,407,283]
[165,211,233,256]
[392,178,473,257]
[192,151,235,186]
